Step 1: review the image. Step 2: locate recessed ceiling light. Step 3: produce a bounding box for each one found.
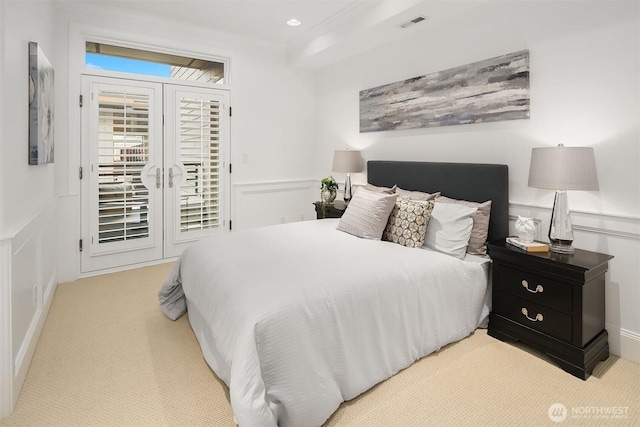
[287,18,302,27]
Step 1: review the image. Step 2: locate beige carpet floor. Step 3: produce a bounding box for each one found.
[1,262,638,427]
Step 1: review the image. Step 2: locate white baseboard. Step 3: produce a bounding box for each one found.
[78,256,177,279]
[619,329,640,364]
[12,273,57,406]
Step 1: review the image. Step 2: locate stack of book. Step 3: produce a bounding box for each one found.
[506,237,549,252]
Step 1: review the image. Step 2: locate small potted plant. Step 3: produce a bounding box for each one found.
[320,176,338,205]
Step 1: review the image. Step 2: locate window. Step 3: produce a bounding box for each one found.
[85,42,226,84]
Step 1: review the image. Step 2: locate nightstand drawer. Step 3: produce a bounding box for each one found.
[496,265,572,312]
[488,239,613,380]
[494,292,572,342]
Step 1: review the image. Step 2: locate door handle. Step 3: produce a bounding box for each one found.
[169,168,174,188]
[156,168,161,188]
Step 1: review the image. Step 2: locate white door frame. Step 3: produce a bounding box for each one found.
[80,76,231,273]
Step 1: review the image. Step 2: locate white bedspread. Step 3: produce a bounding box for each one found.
[160,219,490,427]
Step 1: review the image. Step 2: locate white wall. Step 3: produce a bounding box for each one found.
[0,0,59,418]
[2,2,319,417]
[2,3,638,418]
[314,1,640,361]
[0,1,4,233]
[0,2,57,233]
[54,6,318,280]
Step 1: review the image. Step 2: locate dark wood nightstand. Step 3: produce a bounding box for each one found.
[487,239,613,380]
[313,201,347,219]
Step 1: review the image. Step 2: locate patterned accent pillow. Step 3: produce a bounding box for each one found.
[383,199,435,248]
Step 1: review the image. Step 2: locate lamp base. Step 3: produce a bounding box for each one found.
[344,174,352,203]
[548,190,575,255]
[549,242,575,254]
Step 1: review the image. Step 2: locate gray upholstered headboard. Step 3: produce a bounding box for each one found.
[367,161,509,242]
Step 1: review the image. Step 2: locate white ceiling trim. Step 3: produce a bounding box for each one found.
[54,0,489,70]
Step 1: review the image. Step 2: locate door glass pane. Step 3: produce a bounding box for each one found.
[179,97,220,232]
[97,90,150,243]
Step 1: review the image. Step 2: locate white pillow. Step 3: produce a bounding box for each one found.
[336,188,398,240]
[423,202,477,259]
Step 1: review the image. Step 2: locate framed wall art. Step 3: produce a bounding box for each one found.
[360,50,530,133]
[29,41,54,165]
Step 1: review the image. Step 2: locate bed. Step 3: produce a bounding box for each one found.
[159,161,509,427]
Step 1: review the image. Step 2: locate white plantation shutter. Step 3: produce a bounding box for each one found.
[81,76,228,271]
[164,86,228,258]
[97,90,151,243]
[178,97,221,232]
[82,77,163,272]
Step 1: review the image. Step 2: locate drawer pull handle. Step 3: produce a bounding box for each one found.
[521,307,543,322]
[522,280,544,294]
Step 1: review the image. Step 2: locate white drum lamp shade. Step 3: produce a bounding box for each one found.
[528,144,599,253]
[332,150,364,202]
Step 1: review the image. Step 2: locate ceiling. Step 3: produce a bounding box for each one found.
[115,0,367,45]
[56,0,487,68]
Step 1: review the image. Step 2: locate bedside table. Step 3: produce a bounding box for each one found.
[487,239,613,380]
[313,201,346,219]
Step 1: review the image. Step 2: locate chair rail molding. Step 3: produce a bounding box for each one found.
[509,202,640,240]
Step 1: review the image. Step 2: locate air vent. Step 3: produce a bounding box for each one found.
[399,15,428,29]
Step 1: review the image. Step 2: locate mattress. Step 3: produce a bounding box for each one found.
[160,219,491,426]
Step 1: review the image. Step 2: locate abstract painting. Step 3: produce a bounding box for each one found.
[29,41,54,165]
[360,50,530,132]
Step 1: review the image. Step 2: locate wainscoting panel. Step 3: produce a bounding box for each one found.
[509,203,640,363]
[0,240,12,419]
[233,179,318,231]
[11,232,40,382]
[0,199,58,419]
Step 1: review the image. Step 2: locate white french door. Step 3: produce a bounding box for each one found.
[81,76,229,272]
[164,86,229,258]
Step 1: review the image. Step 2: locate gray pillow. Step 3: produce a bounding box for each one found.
[337,188,398,240]
[396,187,440,201]
[423,202,477,259]
[364,183,397,194]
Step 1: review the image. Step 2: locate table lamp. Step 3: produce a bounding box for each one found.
[332,149,364,202]
[528,144,599,254]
